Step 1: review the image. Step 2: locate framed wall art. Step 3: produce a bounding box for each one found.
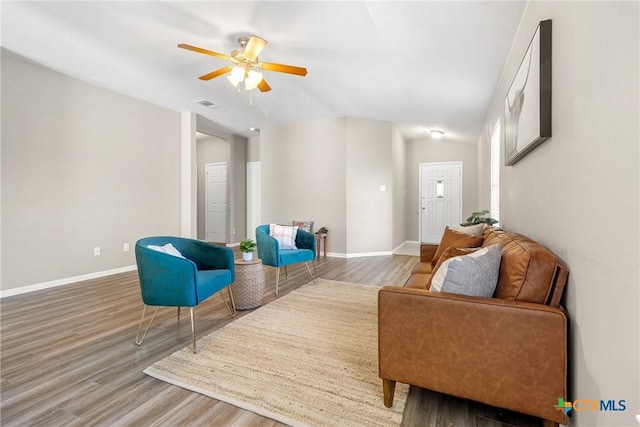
[504,19,552,166]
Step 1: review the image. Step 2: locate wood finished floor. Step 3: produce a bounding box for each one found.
[1,252,542,427]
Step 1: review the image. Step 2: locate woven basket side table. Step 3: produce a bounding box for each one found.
[233,258,265,310]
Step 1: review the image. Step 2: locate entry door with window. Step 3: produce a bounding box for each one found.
[419,162,462,243]
[205,162,228,243]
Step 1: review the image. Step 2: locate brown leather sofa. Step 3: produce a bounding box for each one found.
[378,227,569,426]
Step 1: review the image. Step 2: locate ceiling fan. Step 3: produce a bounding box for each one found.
[178,35,308,92]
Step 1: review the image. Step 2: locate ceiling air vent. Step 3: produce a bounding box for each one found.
[195,99,221,108]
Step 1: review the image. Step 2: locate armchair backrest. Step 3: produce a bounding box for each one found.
[255,224,317,268]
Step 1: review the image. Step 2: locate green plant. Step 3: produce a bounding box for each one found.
[460,209,499,226]
[239,239,257,253]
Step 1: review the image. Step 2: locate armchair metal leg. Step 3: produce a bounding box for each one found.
[135,305,159,346]
[190,307,196,353]
[221,286,237,318]
[305,261,319,285]
[275,267,281,297]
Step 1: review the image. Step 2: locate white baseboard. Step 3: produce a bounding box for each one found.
[0,265,138,299]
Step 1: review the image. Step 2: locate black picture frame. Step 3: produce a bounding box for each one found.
[504,19,552,166]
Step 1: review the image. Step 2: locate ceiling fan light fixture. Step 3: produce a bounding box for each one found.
[244,70,263,90]
[230,66,245,83]
[430,130,445,139]
[226,75,239,88]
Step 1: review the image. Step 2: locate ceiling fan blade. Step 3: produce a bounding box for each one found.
[258,78,272,92]
[261,62,308,76]
[243,36,268,61]
[178,43,230,60]
[199,66,233,81]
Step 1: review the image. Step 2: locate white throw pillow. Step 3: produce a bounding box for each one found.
[269,224,298,249]
[430,244,501,297]
[147,243,185,258]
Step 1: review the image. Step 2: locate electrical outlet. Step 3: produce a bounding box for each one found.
[123,243,130,252]
[93,246,101,256]
[232,228,236,234]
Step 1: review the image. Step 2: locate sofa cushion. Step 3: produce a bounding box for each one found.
[483,228,559,304]
[404,273,432,289]
[431,227,484,266]
[411,262,434,275]
[430,244,501,297]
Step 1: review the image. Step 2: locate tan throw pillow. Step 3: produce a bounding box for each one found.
[431,226,484,266]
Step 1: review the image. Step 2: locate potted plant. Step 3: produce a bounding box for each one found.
[460,209,499,227]
[239,239,257,262]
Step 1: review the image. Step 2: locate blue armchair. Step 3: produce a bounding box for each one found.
[134,236,236,353]
[255,224,318,296]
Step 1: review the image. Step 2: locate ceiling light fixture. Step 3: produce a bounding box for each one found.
[226,66,264,92]
[430,130,445,139]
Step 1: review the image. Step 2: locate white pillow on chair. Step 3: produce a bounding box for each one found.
[148,243,186,258]
[269,224,298,249]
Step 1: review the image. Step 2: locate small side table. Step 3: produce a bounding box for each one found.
[233,258,265,310]
[316,233,328,260]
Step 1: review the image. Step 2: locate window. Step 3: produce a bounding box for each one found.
[490,120,500,223]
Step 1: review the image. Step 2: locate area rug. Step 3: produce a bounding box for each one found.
[144,279,409,426]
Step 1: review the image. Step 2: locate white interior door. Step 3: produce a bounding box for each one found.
[419,162,462,243]
[246,162,261,241]
[205,162,227,243]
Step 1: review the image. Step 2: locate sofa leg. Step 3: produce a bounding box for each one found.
[382,379,396,408]
[275,267,281,297]
[542,420,559,427]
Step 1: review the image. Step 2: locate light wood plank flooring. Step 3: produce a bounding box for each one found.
[1,252,542,426]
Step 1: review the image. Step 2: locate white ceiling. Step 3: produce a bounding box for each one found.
[1,1,526,142]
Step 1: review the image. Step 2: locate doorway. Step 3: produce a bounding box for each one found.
[419,162,462,243]
[205,162,228,243]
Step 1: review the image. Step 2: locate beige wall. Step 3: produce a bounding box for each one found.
[405,139,479,241]
[1,50,181,291]
[345,118,393,254]
[479,2,639,425]
[261,117,348,253]
[247,136,260,163]
[261,116,404,256]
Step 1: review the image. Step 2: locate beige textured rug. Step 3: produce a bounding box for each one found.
[144,279,409,426]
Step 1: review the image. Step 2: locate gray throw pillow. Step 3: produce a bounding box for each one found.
[430,244,501,297]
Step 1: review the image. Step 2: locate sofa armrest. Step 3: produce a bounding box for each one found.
[378,286,567,424]
[420,244,438,263]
